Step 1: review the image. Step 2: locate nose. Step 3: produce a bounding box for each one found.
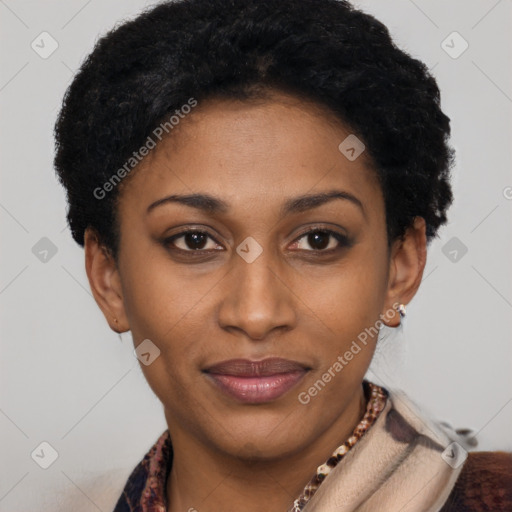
[217,246,297,341]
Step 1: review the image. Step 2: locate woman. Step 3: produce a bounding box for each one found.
[53,0,512,510]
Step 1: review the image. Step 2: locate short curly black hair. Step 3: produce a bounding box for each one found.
[54,0,455,262]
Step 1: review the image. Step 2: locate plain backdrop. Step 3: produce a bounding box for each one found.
[1,0,511,510]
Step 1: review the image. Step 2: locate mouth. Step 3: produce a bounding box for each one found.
[202,357,311,404]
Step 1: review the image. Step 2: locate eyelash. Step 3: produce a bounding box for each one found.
[162,227,351,256]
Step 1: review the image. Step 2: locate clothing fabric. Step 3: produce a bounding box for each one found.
[290,381,387,510]
[112,379,512,511]
[299,386,512,512]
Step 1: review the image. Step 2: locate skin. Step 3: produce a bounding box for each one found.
[84,90,426,512]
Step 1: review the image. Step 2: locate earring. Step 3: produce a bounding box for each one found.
[388,303,406,328]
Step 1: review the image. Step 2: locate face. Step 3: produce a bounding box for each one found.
[85,91,426,461]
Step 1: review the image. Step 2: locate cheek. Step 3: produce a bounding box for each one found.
[119,244,194,334]
[297,254,389,382]
[131,308,207,409]
[308,250,388,330]
[119,247,211,363]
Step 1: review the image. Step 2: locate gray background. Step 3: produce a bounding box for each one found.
[1,0,511,510]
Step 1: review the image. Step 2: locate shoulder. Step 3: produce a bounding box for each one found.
[440,450,512,512]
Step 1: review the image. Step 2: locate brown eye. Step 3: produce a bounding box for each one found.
[164,230,222,252]
[306,231,331,250]
[291,229,351,252]
[181,232,208,250]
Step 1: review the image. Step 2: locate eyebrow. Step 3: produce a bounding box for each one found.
[146,190,365,218]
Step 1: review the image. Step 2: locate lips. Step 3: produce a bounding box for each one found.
[204,357,309,376]
[203,357,310,403]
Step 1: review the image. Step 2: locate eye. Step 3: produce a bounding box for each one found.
[163,229,222,252]
[290,229,351,252]
[162,227,351,256]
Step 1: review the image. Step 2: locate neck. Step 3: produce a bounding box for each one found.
[166,384,367,512]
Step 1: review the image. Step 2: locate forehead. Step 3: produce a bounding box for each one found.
[117,92,382,215]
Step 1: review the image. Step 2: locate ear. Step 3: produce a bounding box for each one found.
[381,216,427,327]
[84,227,129,333]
